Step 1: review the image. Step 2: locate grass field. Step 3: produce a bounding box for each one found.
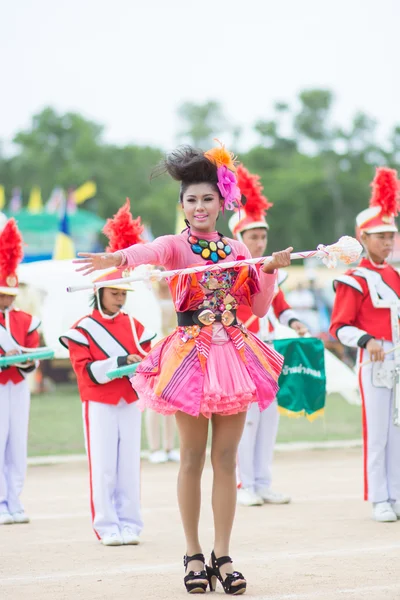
[28,384,362,457]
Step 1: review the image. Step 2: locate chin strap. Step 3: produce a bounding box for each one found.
[127,313,148,357]
[95,292,148,358]
[367,254,388,269]
[95,290,122,319]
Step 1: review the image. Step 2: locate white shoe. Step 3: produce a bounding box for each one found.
[102,532,123,546]
[372,502,397,522]
[391,501,400,519]
[237,487,263,506]
[166,449,180,462]
[121,526,140,545]
[12,511,30,524]
[256,487,291,505]
[0,512,14,525]
[148,450,168,464]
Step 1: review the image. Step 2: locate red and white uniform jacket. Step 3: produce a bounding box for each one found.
[330,258,400,348]
[237,270,299,341]
[0,309,40,384]
[60,309,155,405]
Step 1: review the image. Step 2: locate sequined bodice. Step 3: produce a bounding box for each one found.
[198,269,239,313]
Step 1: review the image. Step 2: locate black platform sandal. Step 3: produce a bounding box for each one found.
[206,550,247,595]
[183,553,209,594]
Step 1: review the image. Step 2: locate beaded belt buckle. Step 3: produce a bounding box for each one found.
[196,309,236,327]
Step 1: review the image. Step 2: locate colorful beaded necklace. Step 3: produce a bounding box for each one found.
[187,231,232,263]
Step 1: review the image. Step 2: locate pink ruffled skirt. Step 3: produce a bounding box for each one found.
[131,327,283,419]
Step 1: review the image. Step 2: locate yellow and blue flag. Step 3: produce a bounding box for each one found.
[0,186,5,210]
[74,180,97,205]
[53,201,75,260]
[27,186,43,213]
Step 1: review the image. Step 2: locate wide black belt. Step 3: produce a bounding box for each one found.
[177,309,237,328]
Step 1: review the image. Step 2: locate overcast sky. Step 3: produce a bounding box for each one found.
[1,0,399,152]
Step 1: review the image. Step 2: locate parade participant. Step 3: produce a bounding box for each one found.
[229,165,308,507]
[330,167,400,523]
[0,219,40,526]
[146,277,180,464]
[60,200,155,546]
[75,143,292,594]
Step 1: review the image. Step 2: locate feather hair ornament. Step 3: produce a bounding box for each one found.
[0,218,23,279]
[103,198,145,252]
[236,165,273,220]
[370,167,400,216]
[204,139,237,172]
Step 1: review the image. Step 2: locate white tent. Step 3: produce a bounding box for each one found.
[17,260,162,358]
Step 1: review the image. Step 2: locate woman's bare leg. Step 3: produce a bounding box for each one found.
[210,411,247,584]
[175,411,209,575]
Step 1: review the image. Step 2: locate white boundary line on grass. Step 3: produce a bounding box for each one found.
[3,542,400,585]
[27,439,363,466]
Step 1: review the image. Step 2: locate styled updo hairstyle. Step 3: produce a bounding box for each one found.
[156,146,221,203]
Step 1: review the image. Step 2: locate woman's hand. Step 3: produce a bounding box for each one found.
[262,247,293,274]
[73,252,122,275]
[126,354,142,364]
[366,339,385,362]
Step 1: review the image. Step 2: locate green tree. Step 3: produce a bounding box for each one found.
[0,94,398,254]
[10,107,103,200]
[293,89,346,238]
[254,101,297,153]
[177,101,228,148]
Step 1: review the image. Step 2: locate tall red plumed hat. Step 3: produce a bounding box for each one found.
[228,164,273,239]
[93,198,144,290]
[356,167,400,235]
[0,218,24,295]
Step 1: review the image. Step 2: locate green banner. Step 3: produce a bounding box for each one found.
[273,338,326,420]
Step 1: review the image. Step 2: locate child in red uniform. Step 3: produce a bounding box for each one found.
[230,165,307,507]
[0,219,40,526]
[330,168,400,522]
[60,201,155,545]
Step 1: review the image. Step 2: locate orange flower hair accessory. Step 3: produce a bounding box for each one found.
[204,140,241,211]
[204,140,237,173]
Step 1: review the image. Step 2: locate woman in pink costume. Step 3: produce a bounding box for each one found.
[76,144,292,595]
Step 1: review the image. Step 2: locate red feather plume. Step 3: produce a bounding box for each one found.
[370,167,400,216]
[0,218,23,278]
[103,198,145,252]
[236,165,273,220]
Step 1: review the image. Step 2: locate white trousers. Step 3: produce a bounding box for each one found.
[237,399,279,491]
[82,399,143,539]
[359,344,400,503]
[145,410,175,452]
[0,380,30,514]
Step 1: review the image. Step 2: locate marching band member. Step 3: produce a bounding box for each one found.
[330,167,400,523]
[0,219,40,525]
[60,201,155,545]
[75,143,292,594]
[229,165,308,507]
[145,276,180,464]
